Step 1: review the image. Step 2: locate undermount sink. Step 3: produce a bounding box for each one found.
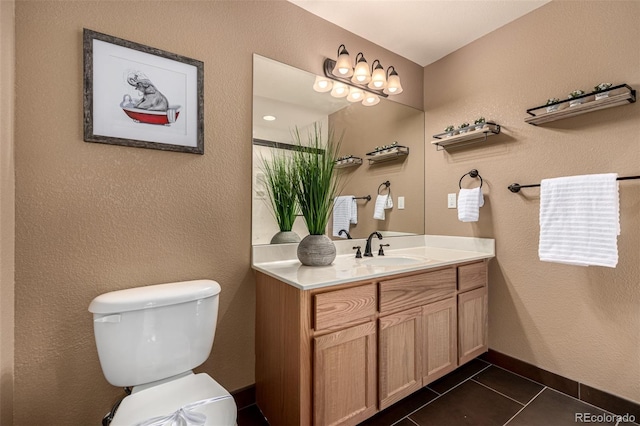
[361,256,429,266]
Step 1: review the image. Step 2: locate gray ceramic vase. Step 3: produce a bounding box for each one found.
[297,234,336,266]
[270,231,301,245]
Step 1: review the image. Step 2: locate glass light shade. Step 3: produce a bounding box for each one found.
[351,53,371,84]
[362,93,380,106]
[313,76,333,93]
[368,63,386,89]
[332,46,353,77]
[330,82,349,98]
[384,69,403,95]
[346,87,364,102]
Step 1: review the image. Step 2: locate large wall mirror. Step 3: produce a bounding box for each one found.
[252,54,425,245]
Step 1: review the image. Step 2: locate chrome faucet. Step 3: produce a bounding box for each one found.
[364,231,382,257]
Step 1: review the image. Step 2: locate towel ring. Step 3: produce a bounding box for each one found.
[459,169,483,189]
[378,181,391,195]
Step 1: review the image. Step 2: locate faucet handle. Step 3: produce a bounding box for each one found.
[378,244,390,256]
[352,246,362,259]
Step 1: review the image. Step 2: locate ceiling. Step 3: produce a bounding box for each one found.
[288,0,550,66]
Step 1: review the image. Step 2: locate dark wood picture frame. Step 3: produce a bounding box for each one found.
[83,29,204,154]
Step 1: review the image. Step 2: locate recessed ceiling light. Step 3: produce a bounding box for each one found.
[262,115,276,121]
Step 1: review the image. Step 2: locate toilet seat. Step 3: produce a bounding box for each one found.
[110,372,237,426]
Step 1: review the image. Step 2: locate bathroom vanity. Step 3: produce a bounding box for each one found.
[252,236,494,426]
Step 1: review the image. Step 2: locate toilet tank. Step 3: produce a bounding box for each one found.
[89,279,221,387]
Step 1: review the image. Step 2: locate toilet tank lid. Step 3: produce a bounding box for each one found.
[88,279,221,314]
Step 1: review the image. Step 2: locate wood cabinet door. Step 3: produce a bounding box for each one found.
[458,286,488,365]
[314,322,377,426]
[422,297,457,385]
[378,307,423,410]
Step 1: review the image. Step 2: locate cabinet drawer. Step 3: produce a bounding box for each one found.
[458,261,487,292]
[380,268,456,314]
[314,284,377,331]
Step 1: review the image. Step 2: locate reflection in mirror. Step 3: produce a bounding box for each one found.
[252,54,424,245]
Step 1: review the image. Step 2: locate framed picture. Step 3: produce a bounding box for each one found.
[83,29,204,154]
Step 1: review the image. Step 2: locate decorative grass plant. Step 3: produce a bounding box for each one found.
[292,123,343,236]
[260,152,298,233]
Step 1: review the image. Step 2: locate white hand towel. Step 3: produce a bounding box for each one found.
[384,194,393,209]
[457,187,484,222]
[373,194,388,220]
[333,196,353,238]
[539,173,619,268]
[350,197,358,225]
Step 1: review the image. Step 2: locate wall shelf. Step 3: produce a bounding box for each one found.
[334,156,363,169]
[430,123,501,150]
[366,145,409,164]
[525,84,636,126]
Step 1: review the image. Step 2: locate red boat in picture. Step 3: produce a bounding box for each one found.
[120,94,181,125]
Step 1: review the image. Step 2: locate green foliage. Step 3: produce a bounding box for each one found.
[260,151,298,232]
[292,123,343,235]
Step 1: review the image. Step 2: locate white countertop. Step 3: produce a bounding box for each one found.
[252,235,495,290]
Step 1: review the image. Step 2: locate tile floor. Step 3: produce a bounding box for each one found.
[237,358,639,426]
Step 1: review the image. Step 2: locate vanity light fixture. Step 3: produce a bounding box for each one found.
[313,44,403,106]
[368,60,386,90]
[362,92,380,106]
[330,82,349,98]
[313,76,333,93]
[332,44,353,78]
[384,66,403,95]
[351,53,371,85]
[346,86,364,102]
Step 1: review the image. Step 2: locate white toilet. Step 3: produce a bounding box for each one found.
[89,279,237,426]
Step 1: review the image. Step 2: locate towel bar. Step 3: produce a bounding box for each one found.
[508,175,640,193]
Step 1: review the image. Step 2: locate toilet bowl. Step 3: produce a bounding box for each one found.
[89,279,237,426]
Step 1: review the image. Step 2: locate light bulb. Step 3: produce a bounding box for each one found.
[347,87,364,102]
[330,82,349,98]
[351,53,371,85]
[313,76,333,93]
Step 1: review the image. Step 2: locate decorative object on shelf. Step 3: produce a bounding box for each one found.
[473,117,486,130]
[458,122,471,134]
[83,29,204,154]
[546,98,560,112]
[568,89,586,107]
[292,123,342,266]
[594,82,612,100]
[431,122,501,151]
[444,125,455,137]
[334,155,363,169]
[525,84,635,125]
[366,143,409,164]
[312,44,403,107]
[260,149,301,245]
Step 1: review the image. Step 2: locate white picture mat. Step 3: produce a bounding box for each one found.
[92,39,198,148]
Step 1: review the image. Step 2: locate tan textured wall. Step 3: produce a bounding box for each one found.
[424,1,639,403]
[13,1,423,424]
[1,0,15,424]
[331,100,425,239]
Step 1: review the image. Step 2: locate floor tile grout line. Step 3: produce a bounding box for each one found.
[488,362,639,422]
[397,363,494,423]
[488,362,547,388]
[502,386,548,426]
[470,378,525,406]
[395,416,421,426]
